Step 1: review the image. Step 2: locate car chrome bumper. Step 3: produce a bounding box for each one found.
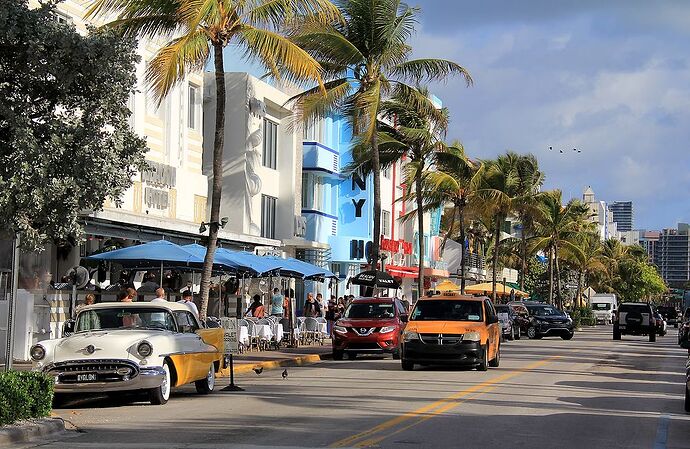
[402,341,482,365]
[48,366,165,393]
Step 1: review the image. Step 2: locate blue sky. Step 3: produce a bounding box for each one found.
[222,0,690,231]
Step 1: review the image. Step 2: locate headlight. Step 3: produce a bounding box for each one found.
[30,344,45,361]
[137,341,153,358]
[402,331,419,342]
[463,332,481,342]
[333,325,348,335]
[379,326,396,334]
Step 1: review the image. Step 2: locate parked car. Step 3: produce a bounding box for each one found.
[30,302,224,405]
[653,311,667,337]
[657,306,679,328]
[613,302,656,342]
[495,304,520,340]
[400,294,501,371]
[506,302,531,336]
[332,297,408,360]
[524,303,574,340]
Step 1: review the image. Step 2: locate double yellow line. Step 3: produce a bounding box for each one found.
[330,356,561,448]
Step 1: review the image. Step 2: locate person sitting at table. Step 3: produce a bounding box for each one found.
[246,294,265,318]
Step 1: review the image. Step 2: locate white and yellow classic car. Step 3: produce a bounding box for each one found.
[30,302,224,405]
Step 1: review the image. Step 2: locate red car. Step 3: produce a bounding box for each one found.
[332,297,408,360]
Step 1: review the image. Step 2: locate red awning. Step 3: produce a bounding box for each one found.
[385,265,419,279]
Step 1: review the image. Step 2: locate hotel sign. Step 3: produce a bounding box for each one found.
[142,161,176,209]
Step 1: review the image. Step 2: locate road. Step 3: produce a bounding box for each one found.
[17,326,690,449]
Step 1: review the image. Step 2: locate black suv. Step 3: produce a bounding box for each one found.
[613,302,656,341]
[657,306,679,328]
[524,303,574,340]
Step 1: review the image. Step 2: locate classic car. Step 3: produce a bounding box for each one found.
[30,302,224,405]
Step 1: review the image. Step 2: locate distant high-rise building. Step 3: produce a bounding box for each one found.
[581,186,620,241]
[640,230,661,266]
[658,223,690,288]
[610,201,633,232]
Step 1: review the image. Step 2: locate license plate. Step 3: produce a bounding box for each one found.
[77,373,98,382]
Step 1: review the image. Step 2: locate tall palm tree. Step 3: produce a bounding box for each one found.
[531,191,589,308]
[476,152,521,301]
[563,230,605,308]
[512,154,544,290]
[87,0,339,319]
[292,0,472,266]
[417,144,480,294]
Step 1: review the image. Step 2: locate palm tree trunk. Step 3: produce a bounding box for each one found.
[415,174,425,297]
[199,43,226,320]
[439,203,456,254]
[576,269,583,309]
[491,214,501,302]
[548,246,554,305]
[554,245,562,309]
[459,206,466,295]
[370,125,382,268]
[520,227,527,290]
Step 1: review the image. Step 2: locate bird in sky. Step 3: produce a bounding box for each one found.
[252,366,263,375]
[559,149,563,153]
[281,369,288,379]
[549,146,553,151]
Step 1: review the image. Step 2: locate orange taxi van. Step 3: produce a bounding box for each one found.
[400,294,501,371]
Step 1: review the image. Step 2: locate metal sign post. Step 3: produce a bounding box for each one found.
[5,235,19,371]
[220,317,244,392]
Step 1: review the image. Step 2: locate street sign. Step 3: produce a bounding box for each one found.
[220,317,239,355]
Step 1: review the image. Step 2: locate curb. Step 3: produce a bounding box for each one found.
[218,352,333,377]
[0,418,65,447]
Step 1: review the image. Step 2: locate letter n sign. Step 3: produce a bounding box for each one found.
[351,173,366,191]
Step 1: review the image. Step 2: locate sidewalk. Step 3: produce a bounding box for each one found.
[220,342,333,377]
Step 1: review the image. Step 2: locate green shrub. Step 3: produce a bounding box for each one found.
[571,306,596,327]
[0,371,53,426]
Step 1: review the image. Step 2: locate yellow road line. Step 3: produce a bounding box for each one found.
[329,356,560,448]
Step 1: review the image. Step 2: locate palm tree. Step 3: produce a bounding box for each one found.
[512,155,544,290]
[531,191,589,308]
[563,230,605,308]
[417,144,480,294]
[292,0,472,266]
[87,0,339,319]
[476,152,521,301]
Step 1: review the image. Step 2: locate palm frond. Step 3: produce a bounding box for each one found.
[392,59,473,86]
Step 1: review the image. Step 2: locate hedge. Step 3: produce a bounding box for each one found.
[571,306,596,327]
[0,371,53,426]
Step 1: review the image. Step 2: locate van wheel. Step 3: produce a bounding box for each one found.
[195,363,215,394]
[392,348,401,360]
[507,327,514,341]
[332,349,344,361]
[149,361,171,405]
[489,344,500,367]
[613,324,621,340]
[527,326,538,339]
[477,344,488,371]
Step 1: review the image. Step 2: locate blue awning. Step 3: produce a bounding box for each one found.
[88,240,201,266]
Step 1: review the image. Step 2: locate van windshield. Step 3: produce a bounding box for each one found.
[591,303,611,310]
[411,300,483,322]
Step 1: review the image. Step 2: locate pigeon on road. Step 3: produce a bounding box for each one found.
[253,366,263,375]
[281,369,288,379]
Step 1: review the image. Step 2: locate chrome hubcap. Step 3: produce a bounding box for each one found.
[161,365,170,400]
[207,366,215,390]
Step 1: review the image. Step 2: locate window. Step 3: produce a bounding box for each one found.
[261,195,277,239]
[53,11,72,25]
[382,210,391,237]
[188,84,200,130]
[301,174,324,210]
[263,119,278,169]
[383,166,391,179]
[174,311,199,333]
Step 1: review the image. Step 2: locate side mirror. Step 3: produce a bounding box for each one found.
[488,315,499,324]
[400,314,409,323]
[62,319,75,337]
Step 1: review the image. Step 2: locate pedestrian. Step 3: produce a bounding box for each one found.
[117,290,131,302]
[316,293,327,317]
[325,299,337,335]
[270,287,284,317]
[303,293,321,317]
[76,293,96,313]
[178,290,199,317]
[246,294,265,318]
[151,287,167,303]
[401,294,410,313]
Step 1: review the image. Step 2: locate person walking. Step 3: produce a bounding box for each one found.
[270,288,284,317]
[151,288,167,303]
[178,290,199,317]
[303,293,321,317]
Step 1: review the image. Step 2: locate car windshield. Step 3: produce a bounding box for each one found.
[411,300,483,322]
[591,303,611,310]
[344,303,395,319]
[75,307,177,332]
[527,306,564,317]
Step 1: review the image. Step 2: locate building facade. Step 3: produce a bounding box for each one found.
[582,186,620,241]
[610,201,633,232]
[658,223,690,288]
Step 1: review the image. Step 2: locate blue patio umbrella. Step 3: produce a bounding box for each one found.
[263,256,336,280]
[88,240,202,266]
[182,244,272,275]
[216,248,284,276]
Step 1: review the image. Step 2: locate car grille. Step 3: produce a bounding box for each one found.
[47,359,139,383]
[351,327,378,336]
[419,333,464,345]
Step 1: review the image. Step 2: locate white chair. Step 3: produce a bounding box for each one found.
[244,320,261,351]
[303,317,321,345]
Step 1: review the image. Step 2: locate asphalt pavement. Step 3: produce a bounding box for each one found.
[13,326,690,449]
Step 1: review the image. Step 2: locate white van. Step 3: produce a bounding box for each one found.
[589,294,618,324]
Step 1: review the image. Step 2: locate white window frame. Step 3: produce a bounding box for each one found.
[188,84,200,130]
[382,210,391,237]
[263,118,278,169]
